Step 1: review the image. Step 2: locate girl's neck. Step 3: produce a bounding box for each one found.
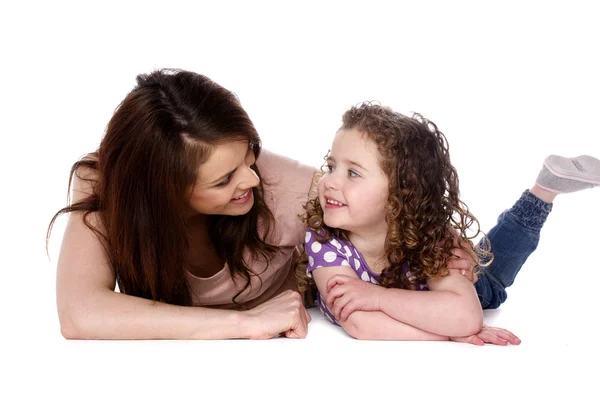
[347,229,388,273]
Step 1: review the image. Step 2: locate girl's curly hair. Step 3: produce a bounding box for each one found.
[299,102,493,290]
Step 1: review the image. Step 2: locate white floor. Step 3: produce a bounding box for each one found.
[2,1,600,398]
[4,191,599,399]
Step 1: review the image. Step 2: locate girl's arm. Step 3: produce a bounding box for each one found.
[55,172,309,340]
[312,267,448,341]
[325,270,483,337]
[380,270,483,336]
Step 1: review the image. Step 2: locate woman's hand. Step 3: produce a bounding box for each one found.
[325,274,385,322]
[450,325,521,346]
[241,290,311,339]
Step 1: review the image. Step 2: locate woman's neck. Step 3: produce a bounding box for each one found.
[186,212,209,228]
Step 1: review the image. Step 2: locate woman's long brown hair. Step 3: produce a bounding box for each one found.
[47,69,278,305]
[301,103,493,289]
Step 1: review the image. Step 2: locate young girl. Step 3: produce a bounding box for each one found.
[301,103,600,343]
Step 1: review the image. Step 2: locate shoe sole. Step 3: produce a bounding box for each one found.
[544,155,600,184]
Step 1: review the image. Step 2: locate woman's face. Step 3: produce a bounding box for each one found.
[188,140,259,216]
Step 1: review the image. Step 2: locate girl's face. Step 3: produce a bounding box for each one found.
[189,140,260,216]
[318,128,389,236]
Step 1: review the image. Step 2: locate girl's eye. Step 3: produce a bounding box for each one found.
[216,174,232,187]
[348,169,360,178]
[322,163,334,173]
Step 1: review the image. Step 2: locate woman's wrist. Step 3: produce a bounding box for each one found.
[188,307,249,340]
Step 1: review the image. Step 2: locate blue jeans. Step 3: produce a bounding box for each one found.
[474,190,553,309]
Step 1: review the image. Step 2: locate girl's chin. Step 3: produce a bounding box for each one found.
[323,216,341,229]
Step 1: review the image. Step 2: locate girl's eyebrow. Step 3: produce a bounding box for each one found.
[327,155,368,172]
[347,160,368,172]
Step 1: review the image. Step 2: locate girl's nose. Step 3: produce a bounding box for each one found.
[323,173,339,190]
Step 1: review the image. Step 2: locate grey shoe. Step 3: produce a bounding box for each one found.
[536,155,600,193]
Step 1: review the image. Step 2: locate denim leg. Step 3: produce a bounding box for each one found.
[474,190,553,309]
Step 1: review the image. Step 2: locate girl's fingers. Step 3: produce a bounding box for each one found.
[332,295,351,321]
[489,328,521,345]
[326,286,344,309]
[478,331,508,346]
[468,335,485,346]
[326,274,349,292]
[339,300,358,322]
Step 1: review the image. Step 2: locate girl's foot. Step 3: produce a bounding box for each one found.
[535,155,600,194]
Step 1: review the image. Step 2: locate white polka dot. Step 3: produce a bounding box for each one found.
[316,265,323,269]
[354,258,361,270]
[354,248,361,259]
[308,256,314,267]
[330,239,341,249]
[324,251,337,262]
[311,241,322,253]
[361,271,370,281]
[370,277,379,285]
[305,231,311,243]
[341,259,350,266]
[344,245,352,257]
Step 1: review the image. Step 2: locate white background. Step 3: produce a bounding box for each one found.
[1,1,599,398]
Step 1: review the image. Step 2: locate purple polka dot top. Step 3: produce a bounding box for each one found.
[304,227,427,326]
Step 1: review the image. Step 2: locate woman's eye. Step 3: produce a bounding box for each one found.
[216,174,232,186]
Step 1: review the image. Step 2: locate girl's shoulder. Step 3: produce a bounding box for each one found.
[304,228,356,262]
[304,228,377,282]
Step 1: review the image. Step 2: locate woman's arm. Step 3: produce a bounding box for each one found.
[55,170,310,340]
[312,267,448,341]
[325,270,483,337]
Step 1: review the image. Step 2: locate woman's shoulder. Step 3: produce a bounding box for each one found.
[255,150,320,246]
[256,149,319,193]
[71,152,99,203]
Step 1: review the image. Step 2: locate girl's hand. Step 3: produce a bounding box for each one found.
[325,274,385,322]
[446,246,478,283]
[450,325,521,346]
[445,230,478,283]
[241,290,311,339]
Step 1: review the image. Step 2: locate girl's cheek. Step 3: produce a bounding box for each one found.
[317,179,326,196]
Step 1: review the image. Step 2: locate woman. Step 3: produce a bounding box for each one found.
[49,69,318,339]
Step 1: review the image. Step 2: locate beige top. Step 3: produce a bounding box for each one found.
[186,149,319,310]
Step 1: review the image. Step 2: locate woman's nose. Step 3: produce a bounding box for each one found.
[240,166,260,189]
